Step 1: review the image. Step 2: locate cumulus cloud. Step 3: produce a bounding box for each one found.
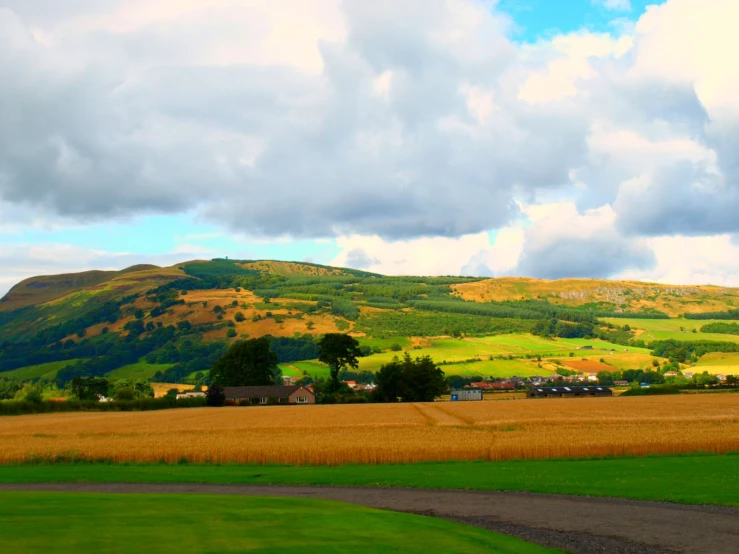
[1,0,738,284]
[344,248,379,270]
[617,235,739,287]
[513,203,655,279]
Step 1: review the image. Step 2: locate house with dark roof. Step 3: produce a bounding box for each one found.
[527,385,612,398]
[224,385,315,405]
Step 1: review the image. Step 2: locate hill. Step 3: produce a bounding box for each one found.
[1,258,738,387]
[452,277,739,317]
[0,264,173,312]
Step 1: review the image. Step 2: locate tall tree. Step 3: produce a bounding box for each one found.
[210,337,278,386]
[374,353,447,403]
[318,333,361,391]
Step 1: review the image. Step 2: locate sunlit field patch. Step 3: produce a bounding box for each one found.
[1,395,736,465]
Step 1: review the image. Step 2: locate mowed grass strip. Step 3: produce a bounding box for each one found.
[2,454,737,506]
[0,492,557,554]
[1,395,737,465]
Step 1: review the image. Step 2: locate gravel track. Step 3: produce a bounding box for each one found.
[1,483,737,553]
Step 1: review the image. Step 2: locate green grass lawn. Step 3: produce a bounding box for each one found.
[105,362,174,381]
[0,492,555,554]
[3,454,736,506]
[0,359,83,381]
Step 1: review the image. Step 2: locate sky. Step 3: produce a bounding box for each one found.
[1,0,739,295]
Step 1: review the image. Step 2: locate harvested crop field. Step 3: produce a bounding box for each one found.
[2,396,738,465]
[562,360,614,373]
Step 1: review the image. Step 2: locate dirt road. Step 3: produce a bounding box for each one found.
[1,483,737,553]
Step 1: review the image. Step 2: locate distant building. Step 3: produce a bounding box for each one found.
[527,386,612,399]
[451,389,483,401]
[613,380,629,387]
[224,385,315,405]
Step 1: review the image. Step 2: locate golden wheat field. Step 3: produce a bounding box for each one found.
[1,395,738,465]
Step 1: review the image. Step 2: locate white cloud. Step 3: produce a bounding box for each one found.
[617,235,739,287]
[1,0,739,285]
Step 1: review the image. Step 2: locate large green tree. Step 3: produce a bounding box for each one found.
[318,333,361,391]
[210,337,278,387]
[374,353,447,402]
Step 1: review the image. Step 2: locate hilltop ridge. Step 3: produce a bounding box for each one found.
[2,259,738,317]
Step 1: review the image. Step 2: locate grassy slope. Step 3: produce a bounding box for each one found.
[0,359,82,380]
[3,454,736,506]
[454,278,739,317]
[692,353,739,375]
[0,493,553,554]
[105,363,175,381]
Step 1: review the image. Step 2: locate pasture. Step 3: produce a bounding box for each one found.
[0,492,549,554]
[2,395,737,465]
[603,317,739,343]
[693,353,739,375]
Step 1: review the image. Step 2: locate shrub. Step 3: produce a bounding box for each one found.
[115,387,135,401]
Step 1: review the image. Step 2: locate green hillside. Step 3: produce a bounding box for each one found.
[1,258,738,388]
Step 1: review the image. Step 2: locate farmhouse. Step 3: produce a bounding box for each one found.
[224,385,315,405]
[527,385,613,399]
[451,389,483,401]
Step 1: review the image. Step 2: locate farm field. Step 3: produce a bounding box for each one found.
[0,492,549,554]
[1,360,82,381]
[150,383,201,398]
[279,334,652,380]
[603,317,739,343]
[3,454,736,506]
[438,358,544,377]
[692,353,739,375]
[698,353,739,366]
[2,395,737,465]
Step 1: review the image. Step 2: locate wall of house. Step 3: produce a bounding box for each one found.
[288,388,315,404]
